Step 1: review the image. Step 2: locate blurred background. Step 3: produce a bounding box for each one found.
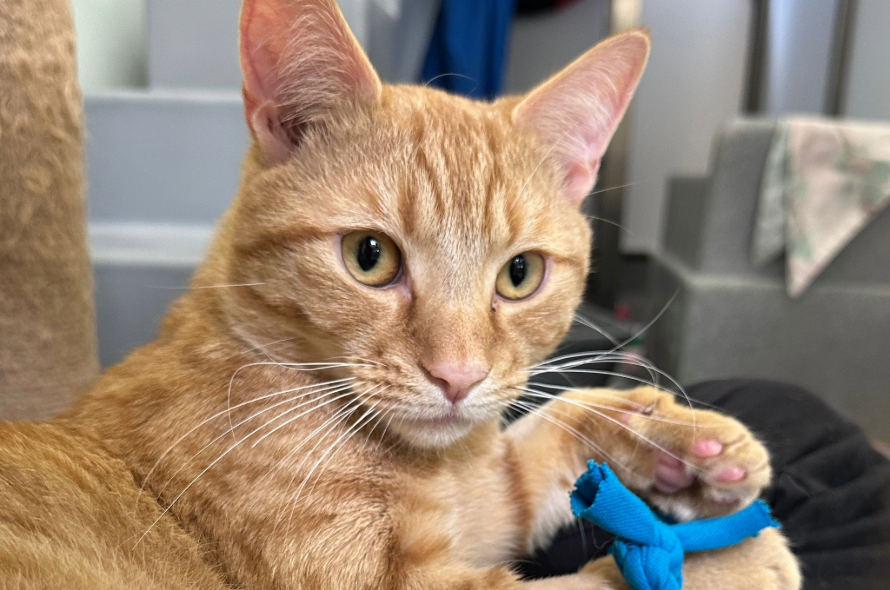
[70,0,889,437]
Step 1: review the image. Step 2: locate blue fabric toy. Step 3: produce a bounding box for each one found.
[570,461,779,590]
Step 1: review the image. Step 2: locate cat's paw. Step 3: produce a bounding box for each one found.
[645,424,770,521]
[578,556,630,590]
[566,386,772,520]
[684,528,802,590]
[579,529,800,590]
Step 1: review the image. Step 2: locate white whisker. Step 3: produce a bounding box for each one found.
[513,386,701,473]
[136,383,361,544]
[506,398,635,475]
[140,377,354,498]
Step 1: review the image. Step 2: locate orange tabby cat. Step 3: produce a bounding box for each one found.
[0,0,800,588]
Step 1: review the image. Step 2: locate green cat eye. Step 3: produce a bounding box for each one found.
[342,231,402,287]
[496,252,545,300]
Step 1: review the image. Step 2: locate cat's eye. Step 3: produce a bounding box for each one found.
[495,252,546,301]
[341,231,402,287]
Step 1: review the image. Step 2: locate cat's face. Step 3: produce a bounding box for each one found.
[215,0,649,448]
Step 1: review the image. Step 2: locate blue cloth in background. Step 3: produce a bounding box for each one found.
[420,0,516,100]
[570,461,780,590]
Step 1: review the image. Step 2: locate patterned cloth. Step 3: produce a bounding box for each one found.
[752,117,890,297]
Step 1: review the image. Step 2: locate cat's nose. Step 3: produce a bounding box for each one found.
[423,360,490,405]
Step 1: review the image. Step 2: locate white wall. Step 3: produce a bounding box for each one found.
[623,0,751,253]
[844,0,890,121]
[72,0,147,91]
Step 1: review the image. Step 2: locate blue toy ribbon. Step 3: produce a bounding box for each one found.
[570,461,779,590]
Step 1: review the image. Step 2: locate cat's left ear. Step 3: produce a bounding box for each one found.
[513,30,650,203]
[239,0,382,165]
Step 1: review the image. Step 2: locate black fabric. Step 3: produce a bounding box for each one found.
[517,379,890,590]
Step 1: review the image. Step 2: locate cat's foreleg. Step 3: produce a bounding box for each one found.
[505,386,773,524]
[390,536,797,590]
[541,386,771,519]
[503,385,800,589]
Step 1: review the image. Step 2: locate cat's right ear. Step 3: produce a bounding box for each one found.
[239,0,381,165]
[513,30,650,203]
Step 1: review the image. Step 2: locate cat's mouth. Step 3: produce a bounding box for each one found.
[390,407,478,448]
[412,412,470,428]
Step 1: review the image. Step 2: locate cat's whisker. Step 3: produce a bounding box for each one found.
[276,387,386,535]
[140,377,355,498]
[271,395,367,466]
[261,389,372,500]
[557,331,660,384]
[532,350,668,388]
[377,408,398,451]
[302,395,387,500]
[269,396,367,536]
[191,282,267,289]
[538,292,698,432]
[572,313,620,347]
[148,282,268,290]
[530,367,676,394]
[249,383,375,447]
[292,398,387,513]
[241,336,299,354]
[528,361,698,436]
[517,128,572,202]
[423,72,475,87]
[513,383,714,428]
[225,359,371,436]
[531,291,678,371]
[589,180,651,197]
[530,359,668,390]
[518,381,650,411]
[153,386,359,508]
[511,386,702,473]
[138,383,362,539]
[582,214,633,234]
[529,350,685,398]
[503,398,637,476]
[269,383,384,491]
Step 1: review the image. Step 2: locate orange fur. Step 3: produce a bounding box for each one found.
[0,422,226,589]
[1,1,800,588]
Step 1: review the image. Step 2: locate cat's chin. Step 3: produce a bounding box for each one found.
[389,414,477,449]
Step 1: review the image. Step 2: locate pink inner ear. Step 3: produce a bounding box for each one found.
[238,0,381,164]
[564,159,601,203]
[512,31,650,203]
[240,0,291,117]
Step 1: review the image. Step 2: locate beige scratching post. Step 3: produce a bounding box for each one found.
[0,0,99,419]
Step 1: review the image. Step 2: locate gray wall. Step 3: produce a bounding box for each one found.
[505,0,609,94]
[763,0,839,115]
[845,0,890,120]
[623,0,752,254]
[505,0,756,255]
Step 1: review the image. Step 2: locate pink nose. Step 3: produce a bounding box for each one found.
[423,360,489,405]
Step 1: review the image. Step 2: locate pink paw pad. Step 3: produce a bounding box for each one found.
[691,439,723,458]
[716,466,747,482]
[654,451,695,493]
